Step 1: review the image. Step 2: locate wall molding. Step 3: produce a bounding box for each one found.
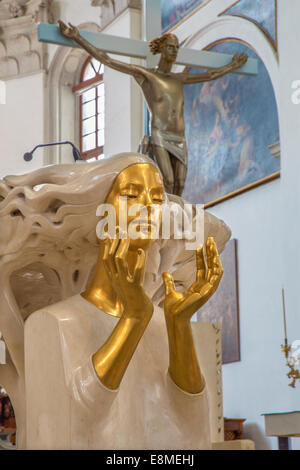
[0,0,54,79]
[91,0,141,30]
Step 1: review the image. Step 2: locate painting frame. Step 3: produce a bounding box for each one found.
[219,0,278,52]
[204,171,280,209]
[184,38,280,208]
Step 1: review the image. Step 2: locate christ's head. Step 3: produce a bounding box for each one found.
[149,33,179,64]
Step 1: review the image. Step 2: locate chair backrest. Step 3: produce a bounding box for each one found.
[191,321,224,443]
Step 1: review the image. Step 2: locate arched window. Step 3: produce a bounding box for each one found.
[73,57,105,161]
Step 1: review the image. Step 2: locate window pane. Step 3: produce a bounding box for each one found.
[83,116,96,136]
[83,133,96,151]
[82,88,95,104]
[82,100,96,119]
[98,129,105,147]
[97,83,104,97]
[91,58,101,74]
[98,96,105,112]
[97,113,104,130]
[99,64,104,74]
[84,63,95,81]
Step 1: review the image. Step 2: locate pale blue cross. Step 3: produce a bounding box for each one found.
[38,0,257,75]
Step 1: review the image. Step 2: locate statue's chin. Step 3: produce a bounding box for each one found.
[129,237,156,251]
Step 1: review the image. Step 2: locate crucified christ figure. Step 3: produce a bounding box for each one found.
[59,21,247,196]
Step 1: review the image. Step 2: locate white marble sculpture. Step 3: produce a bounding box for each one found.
[0,153,231,449]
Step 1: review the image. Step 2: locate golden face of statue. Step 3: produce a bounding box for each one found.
[161,36,179,63]
[105,163,164,250]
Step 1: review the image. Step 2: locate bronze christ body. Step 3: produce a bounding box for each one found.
[59,21,247,196]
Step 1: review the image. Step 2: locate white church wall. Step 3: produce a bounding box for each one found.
[0,71,45,178]
[45,1,143,164]
[171,1,300,450]
[209,180,283,450]
[277,0,300,450]
[0,0,143,172]
[58,0,143,157]
[0,0,55,178]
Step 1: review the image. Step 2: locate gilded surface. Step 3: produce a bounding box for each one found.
[82,163,224,393]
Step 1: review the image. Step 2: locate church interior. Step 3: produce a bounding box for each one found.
[0,0,300,452]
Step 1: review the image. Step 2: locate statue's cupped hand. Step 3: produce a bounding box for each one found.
[103,236,153,322]
[163,237,223,321]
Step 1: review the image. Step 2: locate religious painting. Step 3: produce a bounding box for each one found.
[220,0,277,48]
[183,40,280,205]
[161,0,210,32]
[197,239,240,364]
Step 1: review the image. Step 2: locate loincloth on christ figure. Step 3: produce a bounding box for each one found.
[150,129,188,166]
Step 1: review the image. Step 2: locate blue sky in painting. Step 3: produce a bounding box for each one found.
[223,0,276,43]
[161,0,207,31]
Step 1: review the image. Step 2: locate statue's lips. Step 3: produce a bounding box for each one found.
[130,219,159,233]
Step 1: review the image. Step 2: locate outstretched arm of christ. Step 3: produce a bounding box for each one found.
[58,21,145,79]
[177,53,248,85]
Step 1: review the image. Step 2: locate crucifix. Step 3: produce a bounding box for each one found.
[38,0,258,195]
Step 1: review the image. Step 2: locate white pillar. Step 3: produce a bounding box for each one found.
[103,8,143,155]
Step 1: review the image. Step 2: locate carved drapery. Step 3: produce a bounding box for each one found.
[0,0,54,79]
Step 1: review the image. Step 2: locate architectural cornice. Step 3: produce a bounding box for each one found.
[91,0,141,30]
[0,0,54,79]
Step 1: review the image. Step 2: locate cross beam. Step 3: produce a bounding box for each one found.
[38,23,257,75]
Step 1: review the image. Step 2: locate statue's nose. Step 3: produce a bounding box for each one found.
[141,191,153,207]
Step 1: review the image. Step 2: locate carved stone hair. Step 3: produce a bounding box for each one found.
[149,33,179,55]
[0,154,162,322]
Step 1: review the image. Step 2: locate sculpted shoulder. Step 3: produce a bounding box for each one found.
[24,294,83,325]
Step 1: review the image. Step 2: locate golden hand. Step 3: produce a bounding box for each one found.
[103,236,153,321]
[231,53,248,70]
[163,237,223,321]
[91,235,154,389]
[162,237,223,394]
[58,20,80,40]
